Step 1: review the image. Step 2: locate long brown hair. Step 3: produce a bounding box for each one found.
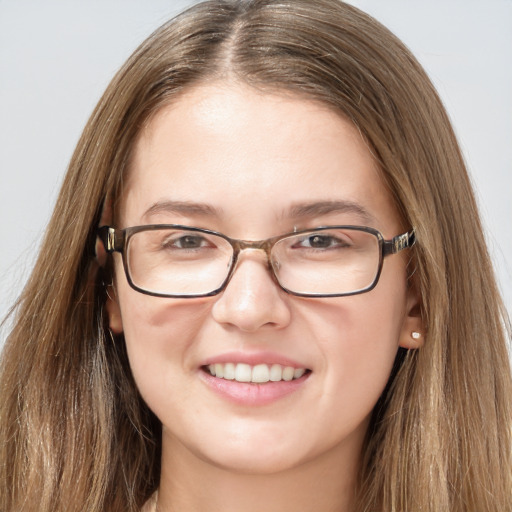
[1,1,511,510]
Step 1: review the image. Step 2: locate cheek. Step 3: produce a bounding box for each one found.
[299,278,407,417]
[117,289,211,408]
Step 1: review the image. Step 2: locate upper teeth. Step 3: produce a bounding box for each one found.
[208,363,306,383]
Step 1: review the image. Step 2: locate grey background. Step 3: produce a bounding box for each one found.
[1,1,511,344]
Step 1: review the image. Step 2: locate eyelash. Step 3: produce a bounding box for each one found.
[293,234,351,250]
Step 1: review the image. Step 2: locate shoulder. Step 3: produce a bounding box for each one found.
[140,493,157,512]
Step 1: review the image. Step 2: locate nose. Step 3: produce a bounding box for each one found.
[211,251,292,332]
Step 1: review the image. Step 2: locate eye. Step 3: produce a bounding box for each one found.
[162,233,213,250]
[295,233,351,250]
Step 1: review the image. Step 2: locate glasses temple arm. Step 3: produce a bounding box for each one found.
[382,229,416,257]
[97,226,125,253]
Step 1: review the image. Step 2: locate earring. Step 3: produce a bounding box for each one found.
[411,331,421,340]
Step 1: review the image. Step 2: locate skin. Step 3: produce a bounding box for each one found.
[107,82,423,512]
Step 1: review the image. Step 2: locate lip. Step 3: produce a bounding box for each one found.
[199,351,311,406]
[200,370,310,406]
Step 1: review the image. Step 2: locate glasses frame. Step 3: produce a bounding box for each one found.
[97,224,415,298]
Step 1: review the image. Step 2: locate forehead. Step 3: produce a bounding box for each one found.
[122,82,401,235]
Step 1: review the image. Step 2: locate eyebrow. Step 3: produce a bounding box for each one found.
[141,198,375,225]
[286,200,376,224]
[142,200,222,221]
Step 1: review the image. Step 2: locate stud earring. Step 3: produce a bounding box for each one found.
[411,331,421,340]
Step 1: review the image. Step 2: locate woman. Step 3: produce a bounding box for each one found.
[1,1,511,511]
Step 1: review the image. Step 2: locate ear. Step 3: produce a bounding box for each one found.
[398,281,424,349]
[106,285,124,334]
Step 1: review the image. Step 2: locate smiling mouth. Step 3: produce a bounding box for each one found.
[203,363,310,383]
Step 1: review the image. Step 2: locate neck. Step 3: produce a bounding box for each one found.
[156,429,363,512]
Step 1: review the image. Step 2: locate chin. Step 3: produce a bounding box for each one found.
[199,448,307,475]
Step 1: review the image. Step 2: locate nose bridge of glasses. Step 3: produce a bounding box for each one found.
[232,239,274,263]
[223,238,282,293]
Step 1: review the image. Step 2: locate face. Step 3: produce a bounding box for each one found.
[108,82,421,474]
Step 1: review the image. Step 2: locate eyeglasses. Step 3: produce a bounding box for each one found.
[97,224,415,298]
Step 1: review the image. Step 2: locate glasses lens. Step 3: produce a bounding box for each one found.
[126,228,233,296]
[271,228,381,295]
